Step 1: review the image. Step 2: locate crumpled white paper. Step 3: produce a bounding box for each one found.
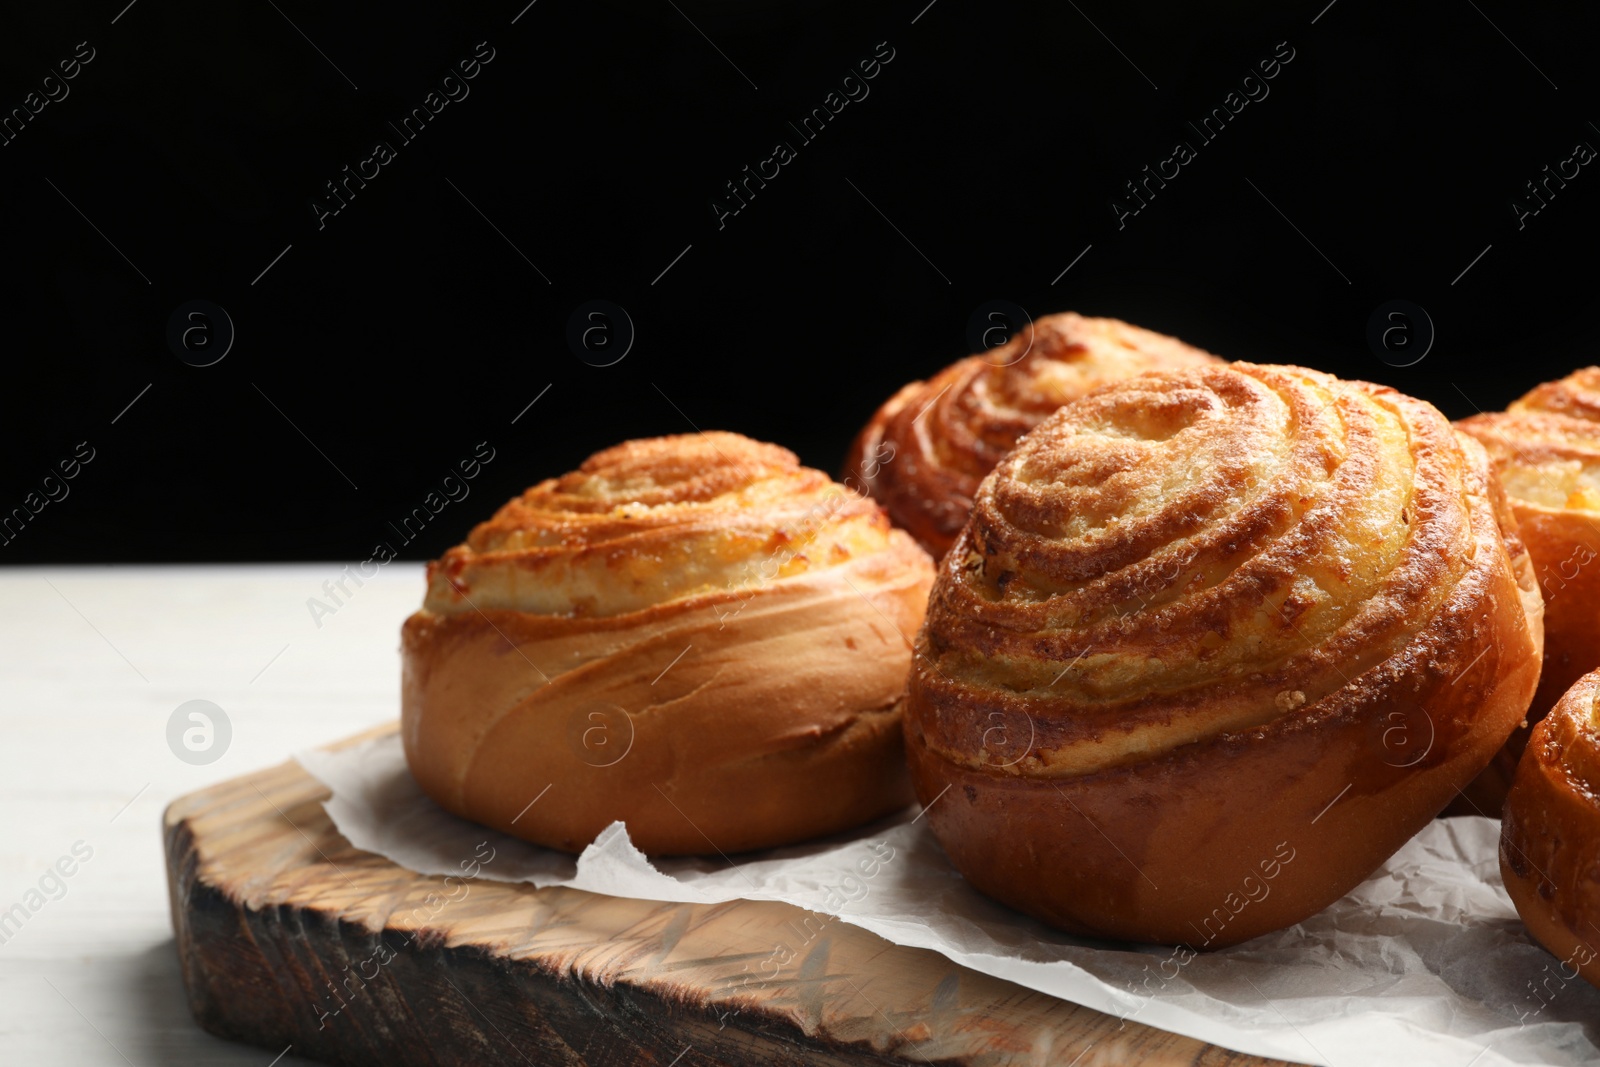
[297,734,1600,1067]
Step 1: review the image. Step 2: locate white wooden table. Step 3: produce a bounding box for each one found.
[0,564,427,1065]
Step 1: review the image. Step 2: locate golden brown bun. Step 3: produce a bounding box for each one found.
[402,432,935,855]
[1457,367,1600,814]
[903,362,1544,947]
[1500,668,1600,989]
[842,312,1220,558]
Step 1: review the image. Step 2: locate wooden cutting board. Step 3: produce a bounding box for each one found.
[163,724,1302,1067]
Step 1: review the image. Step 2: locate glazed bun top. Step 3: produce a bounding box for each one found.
[847,312,1220,557]
[423,432,901,617]
[916,361,1515,778]
[1458,366,1600,512]
[1543,674,1600,793]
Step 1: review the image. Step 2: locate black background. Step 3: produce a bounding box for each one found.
[2,0,1594,563]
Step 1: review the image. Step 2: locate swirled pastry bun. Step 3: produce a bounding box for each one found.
[402,432,935,855]
[1457,368,1600,810]
[843,312,1220,558]
[1501,668,1600,989]
[903,363,1543,947]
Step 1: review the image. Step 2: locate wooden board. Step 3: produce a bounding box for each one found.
[163,725,1304,1067]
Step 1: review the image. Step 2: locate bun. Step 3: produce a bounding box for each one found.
[402,432,935,855]
[843,312,1219,558]
[903,362,1544,947]
[1457,368,1600,812]
[1500,667,1600,989]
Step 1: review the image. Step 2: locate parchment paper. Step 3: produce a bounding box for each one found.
[297,734,1600,1066]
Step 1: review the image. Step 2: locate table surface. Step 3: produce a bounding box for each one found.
[0,564,431,1066]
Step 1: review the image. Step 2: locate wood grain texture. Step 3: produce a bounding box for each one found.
[163,725,1302,1067]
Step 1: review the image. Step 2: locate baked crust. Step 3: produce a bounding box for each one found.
[843,312,1219,558]
[402,432,934,855]
[903,363,1544,946]
[1500,668,1600,990]
[1457,368,1600,813]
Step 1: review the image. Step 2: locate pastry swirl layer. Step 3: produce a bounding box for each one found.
[1459,367,1600,511]
[403,432,935,855]
[845,312,1219,558]
[902,362,1544,945]
[425,433,896,617]
[916,363,1506,777]
[1457,366,1600,812]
